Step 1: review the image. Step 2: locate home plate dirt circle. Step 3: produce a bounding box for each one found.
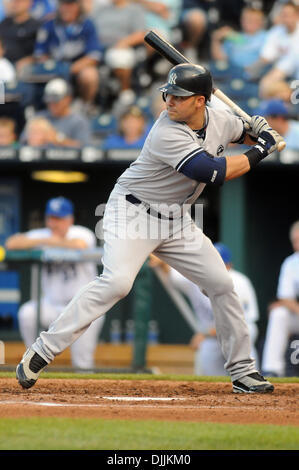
[0,378,299,425]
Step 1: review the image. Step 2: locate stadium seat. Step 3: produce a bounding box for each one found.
[209,61,247,82]
[22,60,71,83]
[90,113,118,138]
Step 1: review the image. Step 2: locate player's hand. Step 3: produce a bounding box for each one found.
[248,115,270,138]
[254,129,284,156]
[189,333,205,350]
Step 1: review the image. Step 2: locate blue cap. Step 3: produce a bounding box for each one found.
[214,242,232,264]
[256,99,288,117]
[45,197,74,218]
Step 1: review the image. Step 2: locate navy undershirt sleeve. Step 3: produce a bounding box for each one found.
[176,151,227,186]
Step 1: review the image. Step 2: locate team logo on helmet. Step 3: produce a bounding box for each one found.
[168,73,177,85]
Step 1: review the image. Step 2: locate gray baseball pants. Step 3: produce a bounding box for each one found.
[32,184,257,381]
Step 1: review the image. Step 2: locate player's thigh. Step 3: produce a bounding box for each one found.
[101,193,162,284]
[154,221,232,295]
[199,338,226,376]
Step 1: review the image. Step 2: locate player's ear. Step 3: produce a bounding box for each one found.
[195,95,205,108]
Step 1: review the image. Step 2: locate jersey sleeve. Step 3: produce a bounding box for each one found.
[260,27,280,62]
[224,111,246,144]
[25,228,50,239]
[150,118,227,185]
[150,122,202,170]
[68,226,96,248]
[276,52,296,77]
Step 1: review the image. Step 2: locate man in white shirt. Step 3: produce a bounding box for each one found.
[248,1,299,82]
[262,220,299,376]
[170,243,259,375]
[5,196,104,370]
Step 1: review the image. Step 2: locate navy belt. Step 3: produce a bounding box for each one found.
[125,194,174,220]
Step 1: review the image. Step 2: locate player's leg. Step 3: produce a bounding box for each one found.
[262,306,299,376]
[18,299,59,348]
[199,337,227,376]
[154,215,273,391]
[70,316,105,370]
[16,190,161,387]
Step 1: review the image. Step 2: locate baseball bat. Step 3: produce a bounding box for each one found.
[144,30,286,152]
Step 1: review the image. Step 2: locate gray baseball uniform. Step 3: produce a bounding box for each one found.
[32,106,257,381]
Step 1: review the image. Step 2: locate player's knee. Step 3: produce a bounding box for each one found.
[110,274,134,300]
[18,302,36,324]
[213,275,234,297]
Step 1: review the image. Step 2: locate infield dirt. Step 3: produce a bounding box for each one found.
[0,378,299,426]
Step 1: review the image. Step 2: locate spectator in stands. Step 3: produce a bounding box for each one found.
[0,1,6,22]
[0,0,40,75]
[262,220,299,377]
[21,78,91,147]
[259,46,299,98]
[0,117,18,147]
[210,5,266,69]
[92,0,146,107]
[102,105,150,150]
[257,99,299,157]
[22,116,64,147]
[34,0,102,109]
[0,36,17,82]
[179,0,210,62]
[247,1,299,80]
[30,0,56,21]
[261,80,292,104]
[216,0,246,29]
[5,196,105,370]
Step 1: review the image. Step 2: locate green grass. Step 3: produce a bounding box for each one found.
[1,371,299,383]
[0,418,298,450]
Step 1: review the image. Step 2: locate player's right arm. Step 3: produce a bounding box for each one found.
[5,234,49,250]
[5,233,88,250]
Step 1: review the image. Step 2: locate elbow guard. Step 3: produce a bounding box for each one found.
[176,150,226,185]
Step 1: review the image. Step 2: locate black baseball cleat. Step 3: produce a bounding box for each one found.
[16,348,48,389]
[232,372,274,394]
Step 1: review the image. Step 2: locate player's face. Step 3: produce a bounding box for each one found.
[46,215,73,237]
[165,94,205,128]
[291,229,299,252]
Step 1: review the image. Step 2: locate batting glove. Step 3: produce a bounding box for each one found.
[247,115,270,138]
[245,129,284,168]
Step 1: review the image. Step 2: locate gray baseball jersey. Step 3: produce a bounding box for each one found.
[31,104,257,382]
[117,107,244,207]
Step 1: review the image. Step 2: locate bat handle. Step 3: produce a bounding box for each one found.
[213,89,286,152]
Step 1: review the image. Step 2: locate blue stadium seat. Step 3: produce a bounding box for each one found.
[0,271,20,329]
[91,113,118,138]
[221,80,259,101]
[23,60,71,83]
[209,61,247,82]
[4,81,36,107]
[235,97,261,116]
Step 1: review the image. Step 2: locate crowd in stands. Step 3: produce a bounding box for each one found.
[0,0,299,160]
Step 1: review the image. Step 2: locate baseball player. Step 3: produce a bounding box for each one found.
[262,220,299,376]
[6,197,104,370]
[170,243,260,376]
[16,63,283,393]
